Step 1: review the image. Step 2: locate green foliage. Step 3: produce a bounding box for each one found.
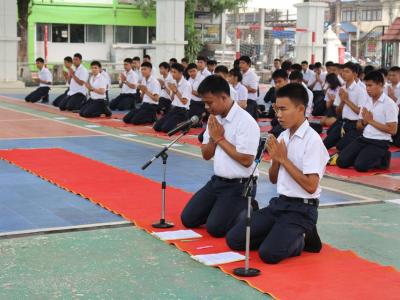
[198,0,248,15]
[185,26,202,62]
[136,0,156,17]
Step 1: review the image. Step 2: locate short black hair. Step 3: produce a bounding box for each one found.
[229,68,242,82]
[291,63,302,72]
[325,73,342,90]
[335,63,343,69]
[239,55,251,65]
[309,64,315,70]
[159,62,170,70]
[343,62,358,73]
[169,58,178,64]
[74,53,82,60]
[141,62,153,69]
[233,59,240,70]
[90,60,102,68]
[214,65,229,75]
[143,54,151,60]
[364,70,385,85]
[124,58,133,64]
[276,83,308,108]
[289,70,303,81]
[355,63,363,76]
[187,63,197,71]
[133,56,141,61]
[301,60,308,65]
[171,63,184,73]
[325,61,334,67]
[274,58,281,62]
[64,56,72,63]
[314,62,322,68]
[197,56,207,62]
[35,57,44,63]
[377,68,388,77]
[272,69,288,80]
[389,66,400,73]
[197,75,230,97]
[181,57,189,63]
[281,60,292,72]
[364,65,375,75]
[207,59,217,66]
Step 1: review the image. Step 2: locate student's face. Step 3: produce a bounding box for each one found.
[188,68,197,79]
[133,60,140,69]
[73,57,81,67]
[275,97,305,129]
[91,65,100,75]
[181,61,188,68]
[35,61,43,69]
[227,74,236,85]
[273,61,281,69]
[141,66,151,77]
[365,80,383,98]
[171,68,182,81]
[202,92,231,116]
[239,61,250,72]
[207,64,216,72]
[388,71,400,84]
[64,61,72,69]
[159,67,168,76]
[143,57,150,63]
[123,62,132,72]
[197,60,206,70]
[301,64,308,71]
[342,68,355,82]
[274,78,288,90]
[314,67,321,75]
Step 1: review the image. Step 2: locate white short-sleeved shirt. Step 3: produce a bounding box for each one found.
[188,72,204,102]
[68,64,89,96]
[89,73,107,100]
[302,82,314,118]
[277,120,330,199]
[38,67,52,87]
[334,81,367,120]
[230,84,238,102]
[338,75,345,86]
[242,69,259,100]
[101,70,111,90]
[234,82,248,102]
[202,102,260,178]
[200,68,211,78]
[159,73,174,100]
[310,72,326,91]
[121,69,138,94]
[357,79,366,91]
[384,82,400,105]
[141,76,161,104]
[303,69,315,87]
[324,87,339,102]
[360,93,399,141]
[171,77,192,109]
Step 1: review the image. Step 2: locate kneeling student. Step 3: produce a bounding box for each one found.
[123,62,161,125]
[226,83,329,264]
[53,56,73,107]
[79,61,112,118]
[337,71,398,172]
[25,57,52,103]
[153,63,192,133]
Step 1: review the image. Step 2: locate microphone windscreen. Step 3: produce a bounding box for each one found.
[191,115,200,125]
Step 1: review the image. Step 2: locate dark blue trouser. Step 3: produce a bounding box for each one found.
[226,196,318,264]
[25,86,50,103]
[181,176,256,238]
[323,119,360,150]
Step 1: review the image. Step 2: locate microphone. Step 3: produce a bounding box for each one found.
[167,115,199,136]
[255,133,269,162]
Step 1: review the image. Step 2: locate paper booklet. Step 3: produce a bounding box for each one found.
[151,229,202,241]
[191,251,245,266]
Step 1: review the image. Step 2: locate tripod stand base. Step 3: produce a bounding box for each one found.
[233,267,261,277]
[152,219,174,228]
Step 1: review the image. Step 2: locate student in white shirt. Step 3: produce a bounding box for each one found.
[79,60,112,118]
[301,60,315,88]
[269,69,290,138]
[214,65,238,103]
[153,63,192,133]
[228,68,248,109]
[123,62,161,125]
[385,66,400,146]
[309,62,326,115]
[240,55,259,119]
[207,59,217,74]
[320,73,342,127]
[157,62,174,115]
[100,68,111,102]
[187,63,206,123]
[181,75,260,238]
[59,53,89,112]
[53,56,73,107]
[324,62,368,151]
[337,71,398,171]
[25,57,52,103]
[197,56,211,78]
[227,83,329,264]
[109,58,138,111]
[289,71,314,118]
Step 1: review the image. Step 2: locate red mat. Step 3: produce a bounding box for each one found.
[0,148,399,300]
[326,158,400,177]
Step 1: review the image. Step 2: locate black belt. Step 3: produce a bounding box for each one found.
[214,175,257,184]
[279,195,319,207]
[343,118,357,124]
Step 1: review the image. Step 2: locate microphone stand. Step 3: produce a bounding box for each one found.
[233,148,264,277]
[141,127,191,228]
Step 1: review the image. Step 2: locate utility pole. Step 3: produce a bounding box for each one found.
[355,0,361,59]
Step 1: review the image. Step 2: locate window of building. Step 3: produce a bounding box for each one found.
[360,8,382,21]
[86,25,105,43]
[114,26,131,43]
[36,23,51,42]
[148,27,156,44]
[132,26,147,44]
[70,24,85,43]
[52,24,68,43]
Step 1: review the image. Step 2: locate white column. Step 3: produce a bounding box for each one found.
[153,0,187,65]
[294,2,328,63]
[0,0,24,88]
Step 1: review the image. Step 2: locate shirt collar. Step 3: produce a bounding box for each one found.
[347,81,357,90]
[289,119,309,139]
[217,102,239,123]
[376,92,386,103]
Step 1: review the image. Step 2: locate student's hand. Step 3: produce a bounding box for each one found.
[158,79,165,87]
[69,69,75,77]
[338,88,348,102]
[168,83,177,93]
[267,135,287,164]
[120,73,127,82]
[208,115,225,141]
[328,93,335,102]
[361,107,373,124]
[85,82,91,90]
[140,85,148,93]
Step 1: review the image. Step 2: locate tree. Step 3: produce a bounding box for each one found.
[17,0,32,63]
